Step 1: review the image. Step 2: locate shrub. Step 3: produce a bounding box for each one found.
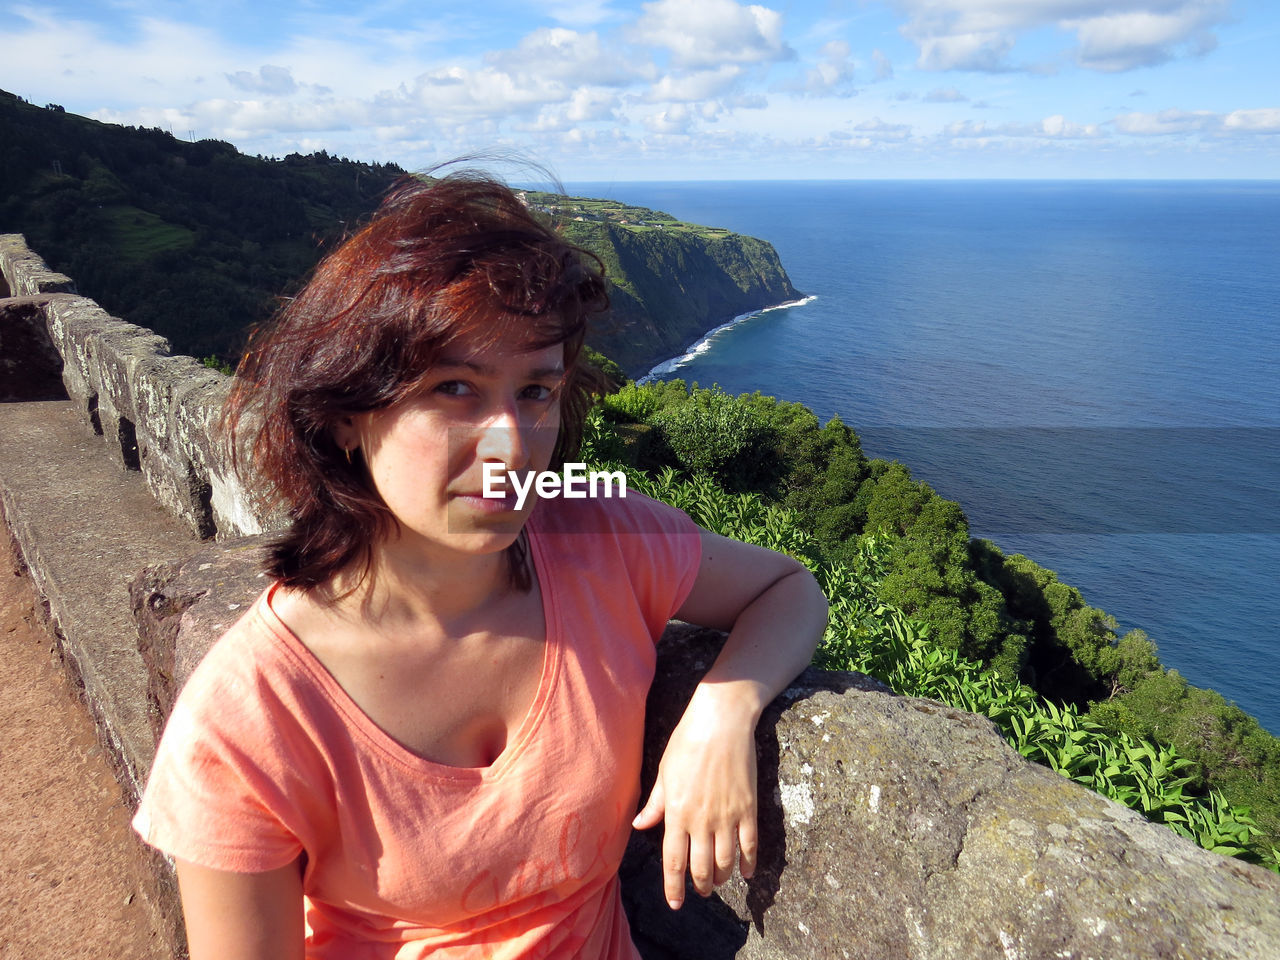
[650,388,774,489]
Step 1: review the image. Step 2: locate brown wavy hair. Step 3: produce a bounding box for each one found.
[224,171,610,591]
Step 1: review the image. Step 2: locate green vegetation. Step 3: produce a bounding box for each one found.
[200,355,234,376]
[579,410,1279,872]
[522,191,733,240]
[588,376,1280,860]
[0,91,405,359]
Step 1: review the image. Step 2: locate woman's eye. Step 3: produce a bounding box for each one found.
[434,380,474,397]
[521,384,554,401]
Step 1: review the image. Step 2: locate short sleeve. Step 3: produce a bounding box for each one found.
[132,624,311,873]
[596,492,703,638]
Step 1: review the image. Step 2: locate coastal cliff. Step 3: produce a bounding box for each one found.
[594,222,800,376]
[528,192,801,374]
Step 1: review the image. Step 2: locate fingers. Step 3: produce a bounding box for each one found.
[688,833,716,898]
[662,823,688,910]
[738,816,758,881]
[631,782,665,831]
[713,829,736,887]
[662,824,756,910]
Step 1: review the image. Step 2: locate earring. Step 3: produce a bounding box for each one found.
[344,447,353,465]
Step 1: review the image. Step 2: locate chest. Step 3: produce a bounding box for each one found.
[303,601,659,932]
[318,586,549,770]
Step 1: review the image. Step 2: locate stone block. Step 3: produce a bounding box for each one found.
[40,295,114,427]
[130,537,271,737]
[90,321,171,470]
[0,233,76,295]
[129,354,223,538]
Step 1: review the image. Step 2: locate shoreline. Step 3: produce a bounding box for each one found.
[637,295,817,384]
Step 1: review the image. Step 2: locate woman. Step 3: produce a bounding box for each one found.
[133,171,829,959]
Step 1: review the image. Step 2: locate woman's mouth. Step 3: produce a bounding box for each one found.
[451,490,519,514]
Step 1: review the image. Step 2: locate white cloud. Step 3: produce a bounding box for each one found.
[851,117,912,140]
[95,96,375,139]
[1222,108,1280,134]
[1068,5,1225,72]
[630,0,794,69]
[797,40,856,97]
[924,87,968,103]
[916,30,1015,72]
[485,28,640,87]
[2,9,230,105]
[871,48,894,81]
[226,65,299,96]
[567,88,622,122]
[893,0,1231,74]
[404,65,562,119]
[643,102,698,134]
[824,118,912,149]
[945,115,1104,139]
[524,88,622,131]
[1111,107,1280,136]
[1111,108,1219,134]
[645,65,745,101]
[774,38,855,97]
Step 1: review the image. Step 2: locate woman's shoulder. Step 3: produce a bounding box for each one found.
[530,491,703,619]
[174,584,320,726]
[531,487,699,539]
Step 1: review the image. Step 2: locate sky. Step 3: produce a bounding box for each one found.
[2,0,1278,180]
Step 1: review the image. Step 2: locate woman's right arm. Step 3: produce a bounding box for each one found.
[175,857,305,960]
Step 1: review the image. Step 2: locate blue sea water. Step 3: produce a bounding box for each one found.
[569,180,1280,734]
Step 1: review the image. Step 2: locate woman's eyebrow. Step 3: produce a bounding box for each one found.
[435,359,566,379]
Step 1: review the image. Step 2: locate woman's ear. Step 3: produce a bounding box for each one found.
[332,414,359,454]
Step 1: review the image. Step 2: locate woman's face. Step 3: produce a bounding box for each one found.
[339,337,565,563]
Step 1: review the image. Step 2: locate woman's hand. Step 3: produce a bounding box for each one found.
[631,682,762,909]
[633,528,829,910]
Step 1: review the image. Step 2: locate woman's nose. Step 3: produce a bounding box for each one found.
[475,402,530,467]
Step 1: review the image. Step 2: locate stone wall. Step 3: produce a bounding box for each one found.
[0,234,272,540]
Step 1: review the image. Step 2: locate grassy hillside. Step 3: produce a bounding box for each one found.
[0,90,404,359]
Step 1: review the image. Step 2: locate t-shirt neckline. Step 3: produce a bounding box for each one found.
[258,522,562,783]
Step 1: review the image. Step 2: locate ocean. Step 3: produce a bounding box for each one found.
[568,180,1280,735]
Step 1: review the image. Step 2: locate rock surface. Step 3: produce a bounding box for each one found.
[132,542,1280,960]
[1,234,276,540]
[129,537,272,736]
[0,400,198,800]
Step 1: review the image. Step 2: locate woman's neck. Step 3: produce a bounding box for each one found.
[331,538,522,640]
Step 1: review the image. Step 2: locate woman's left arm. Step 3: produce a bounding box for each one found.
[631,528,829,910]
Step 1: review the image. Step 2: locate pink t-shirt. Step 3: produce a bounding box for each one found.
[133,492,702,959]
